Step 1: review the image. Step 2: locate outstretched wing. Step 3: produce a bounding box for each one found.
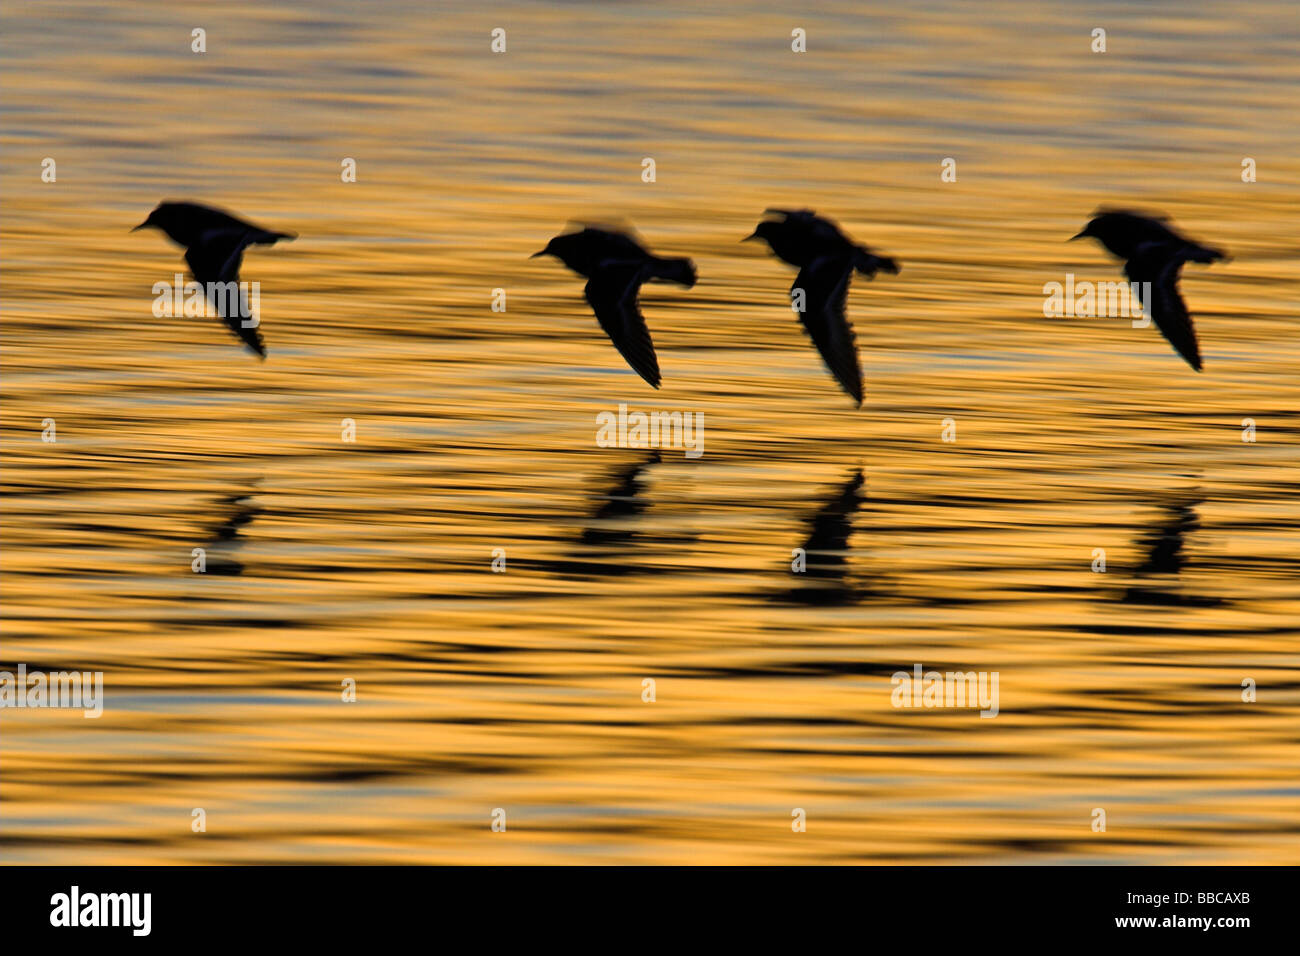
[792,254,863,405]
[1125,246,1202,371]
[584,264,661,387]
[184,229,266,358]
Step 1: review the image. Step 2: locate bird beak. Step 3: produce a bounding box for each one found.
[131,221,149,232]
[741,230,760,242]
[1068,229,1087,241]
[529,249,548,258]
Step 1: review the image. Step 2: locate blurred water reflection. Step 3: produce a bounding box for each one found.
[1,0,1298,864]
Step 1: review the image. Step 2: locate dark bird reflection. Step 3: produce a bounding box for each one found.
[578,452,659,547]
[530,452,695,579]
[776,468,867,606]
[1122,494,1224,607]
[198,487,262,576]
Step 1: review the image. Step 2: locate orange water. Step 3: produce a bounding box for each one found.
[2,0,1297,863]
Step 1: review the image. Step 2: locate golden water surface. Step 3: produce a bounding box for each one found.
[2,0,1298,863]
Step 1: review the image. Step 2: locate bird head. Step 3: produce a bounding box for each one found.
[132,204,165,233]
[132,202,188,238]
[1071,211,1139,246]
[1069,218,1099,242]
[531,232,590,267]
[743,220,779,247]
[529,236,558,259]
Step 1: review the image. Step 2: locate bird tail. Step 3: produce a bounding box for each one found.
[253,229,297,245]
[854,247,900,277]
[648,256,697,288]
[1185,242,1226,265]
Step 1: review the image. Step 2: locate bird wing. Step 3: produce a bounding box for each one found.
[792,255,863,405]
[1125,245,1202,371]
[184,229,267,358]
[584,264,661,387]
[187,228,249,282]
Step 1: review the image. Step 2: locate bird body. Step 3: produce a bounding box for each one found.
[134,201,295,357]
[1072,210,1225,371]
[752,209,898,277]
[534,227,696,388]
[747,209,899,406]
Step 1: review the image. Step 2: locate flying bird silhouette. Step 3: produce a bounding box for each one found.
[532,226,696,388]
[1071,210,1226,371]
[746,209,899,407]
[133,201,296,358]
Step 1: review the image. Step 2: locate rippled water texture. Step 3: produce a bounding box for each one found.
[2,1,1298,863]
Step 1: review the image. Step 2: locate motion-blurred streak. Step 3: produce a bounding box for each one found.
[1121,493,1225,608]
[196,485,263,576]
[776,467,869,606]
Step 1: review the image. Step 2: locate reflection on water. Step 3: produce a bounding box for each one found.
[529,451,688,578]
[576,452,660,550]
[196,485,262,577]
[1121,494,1226,608]
[778,468,865,606]
[2,0,1299,864]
